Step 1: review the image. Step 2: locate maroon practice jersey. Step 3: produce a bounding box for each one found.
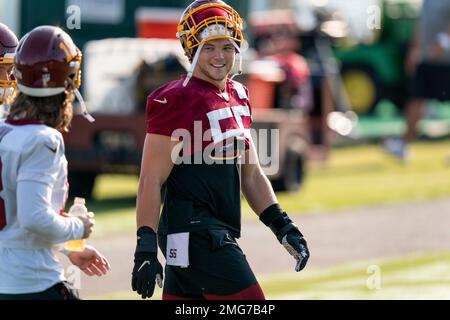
[145,75,253,237]
[146,75,252,157]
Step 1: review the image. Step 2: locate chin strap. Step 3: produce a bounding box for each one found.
[73,88,95,123]
[183,43,204,87]
[230,39,242,80]
[0,103,9,118]
[67,78,95,123]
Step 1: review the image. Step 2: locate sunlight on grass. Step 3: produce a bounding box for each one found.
[92,140,450,236]
[262,251,450,300]
[94,208,136,237]
[87,251,450,300]
[275,140,450,214]
[93,174,139,200]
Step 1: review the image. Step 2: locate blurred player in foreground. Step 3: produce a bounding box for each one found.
[0,23,18,118]
[0,25,109,300]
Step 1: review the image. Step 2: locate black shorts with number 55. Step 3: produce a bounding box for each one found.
[158,229,265,300]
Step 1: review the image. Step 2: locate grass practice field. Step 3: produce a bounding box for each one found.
[89,139,450,236]
[79,139,450,300]
[261,251,450,300]
[88,251,450,300]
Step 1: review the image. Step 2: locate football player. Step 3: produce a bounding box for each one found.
[132,0,310,300]
[0,26,109,300]
[0,23,18,118]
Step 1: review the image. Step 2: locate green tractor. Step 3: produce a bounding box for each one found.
[335,0,420,117]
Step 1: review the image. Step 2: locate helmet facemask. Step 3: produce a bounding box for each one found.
[66,50,94,123]
[0,53,16,106]
[0,23,18,110]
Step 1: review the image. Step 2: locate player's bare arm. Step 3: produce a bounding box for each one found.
[68,245,111,277]
[133,133,180,299]
[241,143,278,216]
[241,140,310,272]
[136,133,179,230]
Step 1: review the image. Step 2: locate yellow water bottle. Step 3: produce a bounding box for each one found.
[64,197,88,252]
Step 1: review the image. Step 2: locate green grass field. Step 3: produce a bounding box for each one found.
[88,251,450,300]
[276,139,450,213]
[90,139,450,236]
[261,251,450,300]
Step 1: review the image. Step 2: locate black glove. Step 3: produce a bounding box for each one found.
[260,204,310,272]
[131,226,163,299]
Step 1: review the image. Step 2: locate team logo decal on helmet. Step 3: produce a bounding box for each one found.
[176,0,244,86]
[14,26,82,97]
[14,26,94,122]
[0,23,18,105]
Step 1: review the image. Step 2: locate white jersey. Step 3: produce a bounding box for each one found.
[0,118,84,294]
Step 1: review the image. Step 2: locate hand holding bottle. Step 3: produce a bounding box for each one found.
[78,211,95,239]
[65,197,95,251]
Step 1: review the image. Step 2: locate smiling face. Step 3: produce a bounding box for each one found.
[193,38,236,90]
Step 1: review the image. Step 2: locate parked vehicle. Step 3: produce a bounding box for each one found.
[335,0,420,115]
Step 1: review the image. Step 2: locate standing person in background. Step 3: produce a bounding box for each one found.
[0,23,18,118]
[131,0,310,300]
[270,30,314,113]
[384,0,450,162]
[0,26,110,300]
[256,25,313,113]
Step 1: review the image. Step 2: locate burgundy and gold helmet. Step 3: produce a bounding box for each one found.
[177,0,244,60]
[14,26,82,97]
[177,0,244,86]
[0,23,18,104]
